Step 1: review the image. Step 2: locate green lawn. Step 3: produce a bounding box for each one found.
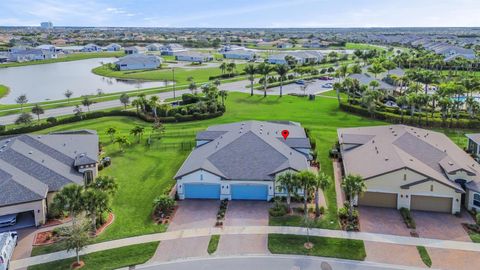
[28,242,158,270]
[0,84,9,99]
[268,234,366,260]
[467,230,480,243]
[207,235,220,254]
[417,246,432,268]
[0,52,125,69]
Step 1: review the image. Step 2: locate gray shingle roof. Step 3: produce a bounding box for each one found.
[196,131,227,141]
[175,121,311,181]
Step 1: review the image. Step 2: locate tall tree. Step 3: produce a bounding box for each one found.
[341,174,366,221]
[297,170,317,218]
[89,176,118,196]
[130,125,145,143]
[64,90,74,104]
[277,171,301,212]
[367,62,386,78]
[256,63,272,98]
[149,96,160,119]
[53,184,84,226]
[58,221,90,266]
[275,64,290,97]
[313,173,330,217]
[31,104,44,123]
[15,112,33,126]
[81,96,93,112]
[15,94,28,111]
[219,62,227,74]
[119,93,130,110]
[83,189,110,232]
[105,127,117,142]
[243,64,257,96]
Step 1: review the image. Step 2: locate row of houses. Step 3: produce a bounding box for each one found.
[267,51,324,65]
[411,39,476,62]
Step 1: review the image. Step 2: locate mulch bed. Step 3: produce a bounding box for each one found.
[41,216,72,228]
[462,223,480,234]
[94,212,115,236]
[71,261,85,269]
[152,205,178,225]
[33,231,59,246]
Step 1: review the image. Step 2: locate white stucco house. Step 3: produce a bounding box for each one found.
[175,51,213,63]
[223,49,256,61]
[114,54,162,71]
[175,121,312,201]
[338,125,480,214]
[104,43,122,51]
[0,131,99,228]
[267,51,324,65]
[81,43,102,52]
[160,44,187,55]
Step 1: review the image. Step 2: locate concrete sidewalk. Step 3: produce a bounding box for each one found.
[10,225,480,269]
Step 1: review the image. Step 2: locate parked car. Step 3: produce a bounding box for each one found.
[0,232,18,270]
[319,76,333,80]
[0,215,16,229]
[384,100,398,108]
[322,83,333,88]
[295,80,305,85]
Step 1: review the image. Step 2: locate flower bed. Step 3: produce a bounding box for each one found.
[152,205,178,225]
[215,199,229,227]
[33,231,59,246]
[94,213,115,236]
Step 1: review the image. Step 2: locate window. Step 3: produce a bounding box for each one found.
[84,170,93,185]
[403,174,407,181]
[474,193,480,207]
[430,185,434,192]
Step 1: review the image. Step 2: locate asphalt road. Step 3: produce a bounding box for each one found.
[135,255,431,270]
[0,79,334,125]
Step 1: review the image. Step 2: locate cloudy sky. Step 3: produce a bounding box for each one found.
[0,0,479,28]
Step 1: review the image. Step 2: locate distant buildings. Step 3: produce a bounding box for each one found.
[8,47,57,62]
[412,40,477,62]
[267,51,324,65]
[104,43,122,52]
[81,43,102,52]
[40,21,53,29]
[124,46,146,55]
[175,51,213,63]
[114,54,162,71]
[223,49,256,61]
[160,43,187,55]
[277,42,293,49]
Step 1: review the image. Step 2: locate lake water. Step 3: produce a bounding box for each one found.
[0,58,171,104]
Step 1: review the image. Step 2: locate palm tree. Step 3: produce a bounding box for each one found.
[417,70,438,94]
[105,127,117,142]
[31,104,44,123]
[243,64,257,96]
[314,173,330,217]
[219,62,227,74]
[219,90,228,106]
[341,174,366,221]
[188,82,198,94]
[132,99,142,115]
[276,171,301,212]
[53,184,84,226]
[382,60,397,74]
[256,63,272,97]
[337,64,349,79]
[15,94,28,111]
[275,64,289,97]
[396,95,408,123]
[64,90,74,103]
[367,62,386,78]
[114,136,130,151]
[58,221,90,266]
[226,62,236,76]
[158,103,172,117]
[130,126,145,143]
[297,170,317,218]
[89,176,118,196]
[83,189,110,232]
[81,96,93,112]
[119,93,130,110]
[149,96,160,119]
[138,93,147,113]
[369,80,380,91]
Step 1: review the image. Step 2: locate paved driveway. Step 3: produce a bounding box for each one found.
[216,201,269,256]
[150,200,219,262]
[412,210,473,241]
[359,206,411,236]
[427,248,480,270]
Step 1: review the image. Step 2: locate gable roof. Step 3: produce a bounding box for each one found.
[338,125,478,192]
[175,121,311,181]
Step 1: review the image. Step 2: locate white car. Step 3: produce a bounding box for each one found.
[0,232,18,270]
[0,215,16,229]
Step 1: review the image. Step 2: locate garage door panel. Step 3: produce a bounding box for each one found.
[411,195,452,213]
[358,192,397,208]
[231,184,268,201]
[184,183,220,199]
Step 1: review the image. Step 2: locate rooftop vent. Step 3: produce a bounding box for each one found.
[28,151,33,155]
[448,161,454,166]
[385,157,389,161]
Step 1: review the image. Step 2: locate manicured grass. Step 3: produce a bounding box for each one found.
[344,42,385,50]
[92,63,247,85]
[417,246,432,268]
[0,84,9,99]
[28,242,159,270]
[467,230,480,243]
[0,52,125,68]
[268,234,366,260]
[207,235,220,254]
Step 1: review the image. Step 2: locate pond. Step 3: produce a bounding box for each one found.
[0,58,171,104]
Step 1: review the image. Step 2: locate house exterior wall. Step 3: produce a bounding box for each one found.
[468,139,480,158]
[360,168,460,213]
[223,53,254,60]
[467,189,480,212]
[0,200,46,226]
[176,55,212,62]
[118,62,159,71]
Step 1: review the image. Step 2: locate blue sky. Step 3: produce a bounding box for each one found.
[0,0,479,28]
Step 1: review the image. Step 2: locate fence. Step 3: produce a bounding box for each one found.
[152,141,196,151]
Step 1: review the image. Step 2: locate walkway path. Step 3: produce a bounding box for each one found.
[10,225,480,269]
[332,160,346,209]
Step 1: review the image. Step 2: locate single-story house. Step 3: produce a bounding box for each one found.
[338,125,480,214]
[0,131,99,227]
[223,49,256,61]
[466,134,480,160]
[8,49,57,62]
[103,43,122,51]
[218,45,244,53]
[160,43,187,55]
[146,43,162,51]
[175,121,312,201]
[124,46,145,55]
[277,42,293,49]
[348,73,396,94]
[114,54,162,71]
[35,44,57,53]
[267,51,324,65]
[81,43,102,52]
[175,51,213,63]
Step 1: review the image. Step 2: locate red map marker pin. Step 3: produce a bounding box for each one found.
[281,130,289,140]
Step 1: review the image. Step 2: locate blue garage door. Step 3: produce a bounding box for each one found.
[184,183,221,199]
[231,184,268,201]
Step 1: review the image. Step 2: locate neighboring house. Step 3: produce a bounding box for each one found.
[8,49,57,62]
[35,44,57,53]
[0,131,99,227]
[146,43,162,51]
[466,134,480,160]
[104,43,122,51]
[114,54,162,71]
[218,44,244,53]
[124,46,141,55]
[277,42,293,49]
[303,41,328,48]
[160,43,187,55]
[338,125,480,214]
[267,51,324,65]
[175,121,312,201]
[81,43,102,52]
[348,73,396,94]
[223,49,256,61]
[175,51,213,63]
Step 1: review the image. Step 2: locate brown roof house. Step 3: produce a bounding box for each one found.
[338,125,480,214]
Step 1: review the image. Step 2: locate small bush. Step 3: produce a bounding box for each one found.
[153,195,175,217]
[46,117,57,124]
[400,207,416,229]
[269,200,288,217]
[476,213,480,226]
[338,206,349,219]
[0,125,5,132]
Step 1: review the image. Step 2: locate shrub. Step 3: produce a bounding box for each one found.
[46,117,57,124]
[153,195,175,217]
[338,206,348,219]
[269,200,288,217]
[476,213,480,226]
[400,207,416,229]
[182,93,200,105]
[0,125,5,132]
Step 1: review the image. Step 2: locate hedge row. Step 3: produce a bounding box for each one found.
[340,102,480,129]
[1,110,224,136]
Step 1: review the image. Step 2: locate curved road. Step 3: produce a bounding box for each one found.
[134,255,431,270]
